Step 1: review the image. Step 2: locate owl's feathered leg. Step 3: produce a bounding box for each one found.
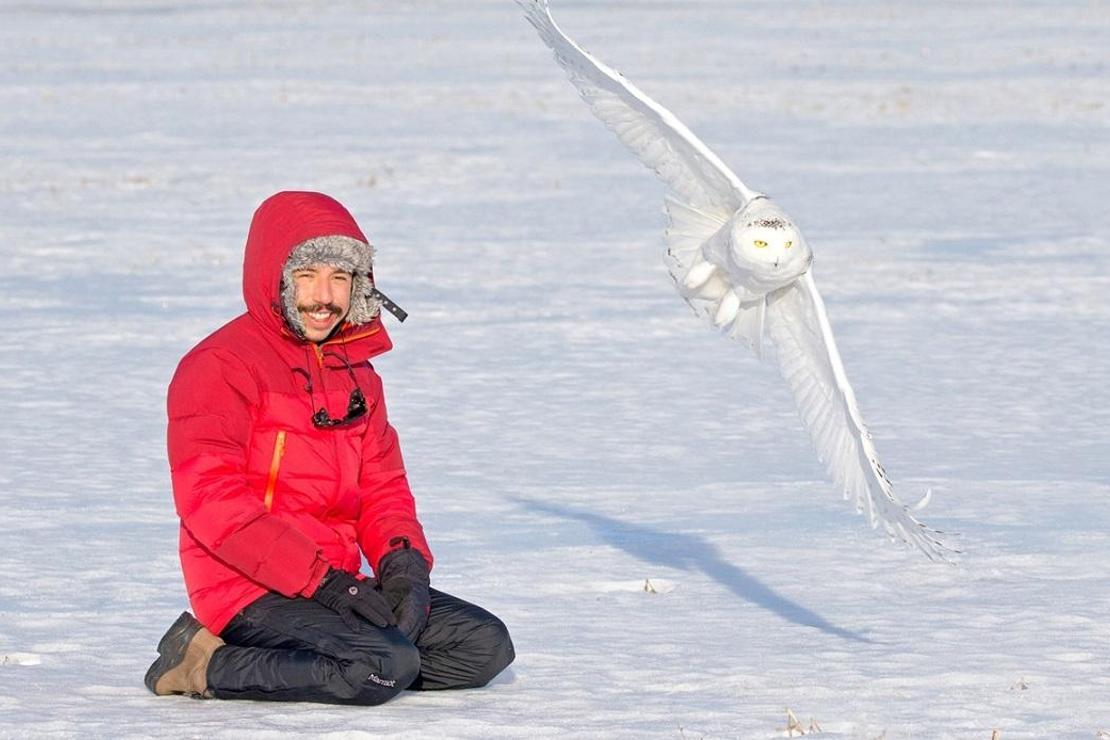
[679,261,731,301]
[713,290,740,326]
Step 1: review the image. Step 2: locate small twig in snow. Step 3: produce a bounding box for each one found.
[778,708,806,737]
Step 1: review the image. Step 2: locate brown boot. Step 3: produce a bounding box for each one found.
[144,611,224,698]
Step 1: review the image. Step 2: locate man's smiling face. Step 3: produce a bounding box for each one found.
[291,263,352,342]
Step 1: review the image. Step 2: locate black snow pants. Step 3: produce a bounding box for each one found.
[205,588,514,705]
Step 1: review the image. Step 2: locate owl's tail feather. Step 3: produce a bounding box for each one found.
[727,297,768,359]
[664,197,732,310]
[663,196,728,260]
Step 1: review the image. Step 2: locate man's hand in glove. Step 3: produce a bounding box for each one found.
[312,567,396,631]
[378,544,431,642]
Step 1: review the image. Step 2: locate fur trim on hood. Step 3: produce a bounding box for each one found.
[281,235,381,339]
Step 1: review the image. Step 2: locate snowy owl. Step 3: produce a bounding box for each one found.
[517,0,951,560]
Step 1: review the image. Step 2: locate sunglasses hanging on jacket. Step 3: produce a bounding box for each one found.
[299,344,369,429]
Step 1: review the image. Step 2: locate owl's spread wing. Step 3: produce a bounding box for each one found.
[517,0,757,212]
[765,272,952,560]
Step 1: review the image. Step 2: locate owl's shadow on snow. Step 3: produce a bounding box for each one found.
[515,499,872,644]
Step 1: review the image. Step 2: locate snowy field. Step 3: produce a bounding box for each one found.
[2,0,1109,737]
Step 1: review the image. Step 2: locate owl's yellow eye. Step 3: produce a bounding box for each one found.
[753,239,768,249]
[784,241,793,249]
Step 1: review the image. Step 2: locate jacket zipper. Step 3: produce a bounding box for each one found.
[311,326,382,368]
[325,325,381,348]
[263,430,287,512]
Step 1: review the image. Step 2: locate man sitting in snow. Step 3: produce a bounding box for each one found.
[145,191,514,704]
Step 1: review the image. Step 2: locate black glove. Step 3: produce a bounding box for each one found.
[378,546,431,642]
[312,567,396,631]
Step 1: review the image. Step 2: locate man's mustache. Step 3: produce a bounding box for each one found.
[298,303,343,316]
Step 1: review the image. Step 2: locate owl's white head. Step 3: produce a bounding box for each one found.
[726,198,812,294]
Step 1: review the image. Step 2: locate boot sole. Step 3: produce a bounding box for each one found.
[144,611,202,694]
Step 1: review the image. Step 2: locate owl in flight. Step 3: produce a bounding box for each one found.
[517,0,951,560]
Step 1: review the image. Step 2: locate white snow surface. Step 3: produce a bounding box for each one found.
[1,1,1109,737]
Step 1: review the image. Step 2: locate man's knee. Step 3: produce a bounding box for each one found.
[339,637,421,705]
[467,615,515,689]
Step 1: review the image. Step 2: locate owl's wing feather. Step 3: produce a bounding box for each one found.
[519,0,759,346]
[765,272,953,560]
[517,0,758,212]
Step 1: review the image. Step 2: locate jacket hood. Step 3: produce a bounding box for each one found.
[242,191,385,348]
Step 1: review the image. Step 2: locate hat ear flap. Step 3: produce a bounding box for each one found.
[347,271,382,324]
[280,269,306,338]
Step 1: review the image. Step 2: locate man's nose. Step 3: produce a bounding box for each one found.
[312,276,333,304]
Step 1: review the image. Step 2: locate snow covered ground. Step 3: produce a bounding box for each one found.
[2,0,1109,736]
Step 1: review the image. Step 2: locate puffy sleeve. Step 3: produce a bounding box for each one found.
[167,347,330,597]
[355,369,433,574]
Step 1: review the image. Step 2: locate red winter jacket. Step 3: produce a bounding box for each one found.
[167,191,432,634]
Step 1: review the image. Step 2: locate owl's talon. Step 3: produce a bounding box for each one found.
[713,291,740,326]
[682,261,717,292]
